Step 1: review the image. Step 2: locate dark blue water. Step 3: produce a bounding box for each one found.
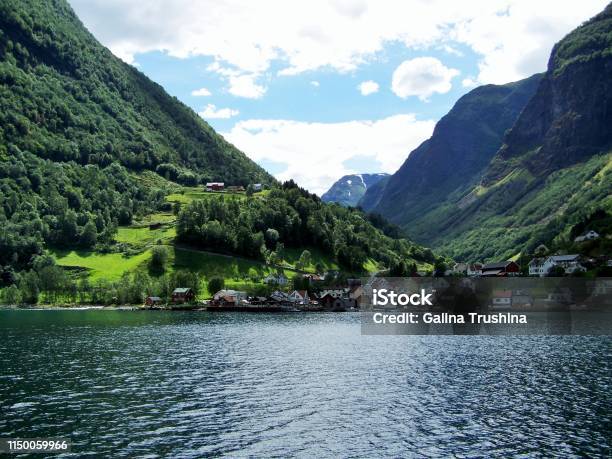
[0,310,610,457]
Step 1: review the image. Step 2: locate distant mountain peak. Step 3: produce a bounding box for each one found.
[321,173,389,207]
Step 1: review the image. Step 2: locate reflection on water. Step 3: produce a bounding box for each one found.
[0,310,610,457]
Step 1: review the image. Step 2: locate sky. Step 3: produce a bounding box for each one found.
[69,0,608,195]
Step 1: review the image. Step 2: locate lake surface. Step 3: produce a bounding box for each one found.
[0,310,610,457]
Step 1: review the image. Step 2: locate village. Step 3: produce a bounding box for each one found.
[449,231,609,278]
[143,275,364,312]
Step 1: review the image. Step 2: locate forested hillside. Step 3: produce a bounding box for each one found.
[362,3,612,262]
[0,0,271,270]
[178,181,435,273]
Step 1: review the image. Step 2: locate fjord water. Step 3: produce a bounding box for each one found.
[0,310,610,457]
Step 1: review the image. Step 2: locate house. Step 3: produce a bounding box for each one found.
[263,273,288,286]
[545,254,585,275]
[227,185,245,192]
[288,290,309,304]
[349,285,363,308]
[205,182,224,191]
[319,288,349,299]
[171,288,195,304]
[467,263,483,277]
[528,257,548,276]
[213,289,247,302]
[253,183,262,192]
[302,273,324,284]
[452,263,468,275]
[481,261,520,277]
[318,293,349,311]
[145,296,163,307]
[574,230,600,242]
[490,290,512,309]
[269,290,290,303]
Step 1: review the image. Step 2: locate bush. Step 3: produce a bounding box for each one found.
[207,277,225,295]
[150,246,168,272]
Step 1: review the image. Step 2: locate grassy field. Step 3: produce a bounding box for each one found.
[282,247,339,272]
[115,225,176,248]
[53,249,152,281]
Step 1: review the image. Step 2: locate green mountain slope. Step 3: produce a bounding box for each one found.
[0,0,271,185]
[401,3,612,261]
[321,173,389,207]
[0,0,439,284]
[0,0,272,270]
[360,74,542,230]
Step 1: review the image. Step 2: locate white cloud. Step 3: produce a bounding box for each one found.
[222,114,435,195]
[310,80,320,87]
[191,87,211,96]
[227,74,266,99]
[358,80,379,96]
[392,57,459,101]
[462,77,477,88]
[198,104,239,119]
[452,1,608,84]
[70,0,607,86]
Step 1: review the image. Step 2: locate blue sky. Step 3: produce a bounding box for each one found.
[69,0,608,194]
[132,41,480,132]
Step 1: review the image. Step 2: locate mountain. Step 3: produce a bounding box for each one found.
[360,74,542,225]
[364,3,612,262]
[0,0,272,269]
[321,173,389,207]
[0,0,439,280]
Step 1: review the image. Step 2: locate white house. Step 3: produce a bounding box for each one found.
[288,290,309,304]
[263,273,288,285]
[528,257,547,276]
[212,289,247,302]
[574,230,600,242]
[547,254,585,275]
[529,254,585,276]
[467,263,483,277]
[253,183,262,192]
[452,263,468,275]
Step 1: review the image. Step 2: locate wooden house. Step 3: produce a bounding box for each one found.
[205,182,224,191]
[171,287,195,304]
[145,296,163,307]
[481,261,520,277]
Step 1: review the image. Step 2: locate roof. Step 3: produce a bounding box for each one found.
[173,288,192,294]
[529,257,546,266]
[549,254,580,262]
[482,261,513,270]
[206,182,224,186]
[147,296,162,301]
[492,290,512,298]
